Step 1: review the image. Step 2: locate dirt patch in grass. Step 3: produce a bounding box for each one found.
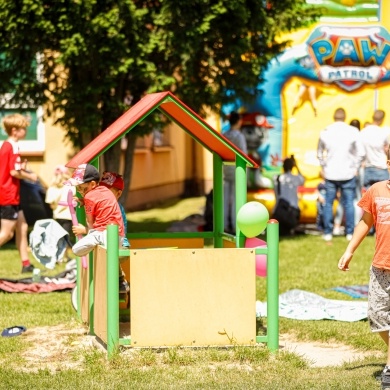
[19,322,94,373]
[13,323,381,372]
[279,334,381,367]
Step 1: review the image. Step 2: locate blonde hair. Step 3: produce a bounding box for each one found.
[50,170,71,188]
[2,114,30,135]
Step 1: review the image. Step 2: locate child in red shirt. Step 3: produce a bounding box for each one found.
[65,164,126,256]
[0,114,38,273]
[99,171,130,292]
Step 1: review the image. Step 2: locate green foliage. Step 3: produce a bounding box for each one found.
[0,0,321,148]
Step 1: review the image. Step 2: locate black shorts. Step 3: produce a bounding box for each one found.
[0,205,20,220]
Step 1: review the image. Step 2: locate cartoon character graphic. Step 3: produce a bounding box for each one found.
[241,113,274,189]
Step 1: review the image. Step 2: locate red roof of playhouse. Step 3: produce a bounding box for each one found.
[66,91,257,168]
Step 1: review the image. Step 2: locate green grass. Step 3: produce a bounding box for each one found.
[127,196,206,233]
[0,196,386,389]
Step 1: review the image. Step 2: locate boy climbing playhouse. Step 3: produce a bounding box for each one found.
[222,0,390,222]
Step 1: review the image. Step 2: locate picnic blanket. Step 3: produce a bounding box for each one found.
[256,289,367,322]
[0,261,76,293]
[330,284,368,299]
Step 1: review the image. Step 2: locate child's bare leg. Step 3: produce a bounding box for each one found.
[379,330,389,346]
[379,330,390,389]
[15,211,29,260]
[0,219,17,246]
[379,331,390,366]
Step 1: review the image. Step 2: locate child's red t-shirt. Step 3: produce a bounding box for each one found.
[84,185,124,236]
[358,180,390,270]
[0,140,22,206]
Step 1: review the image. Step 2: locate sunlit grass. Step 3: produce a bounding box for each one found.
[0,196,386,389]
[127,196,206,232]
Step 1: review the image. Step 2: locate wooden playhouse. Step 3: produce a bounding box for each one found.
[66,91,279,356]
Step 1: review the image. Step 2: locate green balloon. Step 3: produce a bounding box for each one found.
[237,202,269,238]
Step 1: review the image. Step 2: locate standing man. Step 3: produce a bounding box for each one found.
[360,109,390,188]
[223,112,247,233]
[317,107,365,242]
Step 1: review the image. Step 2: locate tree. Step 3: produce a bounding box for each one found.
[0,0,321,204]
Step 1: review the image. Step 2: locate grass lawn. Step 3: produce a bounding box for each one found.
[0,196,386,389]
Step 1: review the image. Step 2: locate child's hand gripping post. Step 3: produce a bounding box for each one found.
[67,189,88,269]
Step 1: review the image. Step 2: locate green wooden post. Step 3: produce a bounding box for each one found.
[75,198,86,321]
[107,224,120,358]
[76,259,81,319]
[265,220,279,351]
[213,153,223,248]
[88,159,99,335]
[235,156,247,248]
[73,159,100,328]
[88,252,95,335]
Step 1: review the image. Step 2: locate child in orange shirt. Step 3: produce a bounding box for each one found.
[338,149,390,389]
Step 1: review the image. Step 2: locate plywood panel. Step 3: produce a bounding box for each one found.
[94,246,108,344]
[223,239,236,248]
[80,258,90,324]
[130,237,204,249]
[130,248,256,347]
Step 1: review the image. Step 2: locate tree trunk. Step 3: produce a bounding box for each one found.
[103,140,121,173]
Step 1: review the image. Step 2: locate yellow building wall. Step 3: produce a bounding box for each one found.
[125,109,218,209]
[126,121,208,209]
[21,115,75,187]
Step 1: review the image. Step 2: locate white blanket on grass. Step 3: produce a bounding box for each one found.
[256,289,367,322]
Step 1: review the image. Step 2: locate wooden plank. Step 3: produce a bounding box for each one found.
[130,237,204,249]
[130,248,256,347]
[94,246,108,344]
[80,258,90,324]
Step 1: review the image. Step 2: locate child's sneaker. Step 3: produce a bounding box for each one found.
[121,237,130,248]
[382,366,390,389]
[21,264,35,273]
[333,226,341,235]
[323,233,332,242]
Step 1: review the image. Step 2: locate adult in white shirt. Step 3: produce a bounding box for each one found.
[360,109,390,188]
[317,108,365,242]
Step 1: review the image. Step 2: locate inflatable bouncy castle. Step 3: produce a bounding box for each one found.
[222,0,389,223]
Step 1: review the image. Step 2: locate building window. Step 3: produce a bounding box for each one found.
[152,128,170,147]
